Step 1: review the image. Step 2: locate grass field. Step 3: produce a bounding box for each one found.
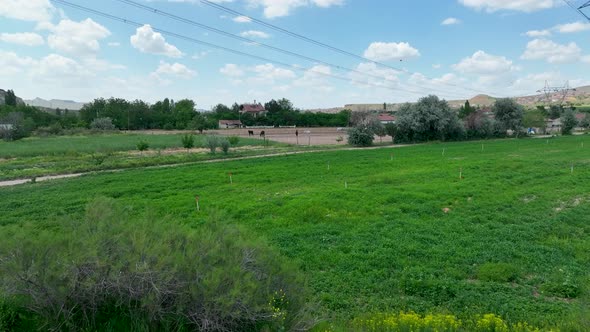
[0,133,267,158]
[1,135,589,330]
[0,133,293,181]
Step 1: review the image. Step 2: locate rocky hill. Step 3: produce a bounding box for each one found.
[0,89,25,106]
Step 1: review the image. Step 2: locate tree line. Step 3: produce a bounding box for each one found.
[347,95,589,147]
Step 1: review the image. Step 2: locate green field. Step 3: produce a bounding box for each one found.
[1,135,589,330]
[0,133,267,158]
[0,133,291,181]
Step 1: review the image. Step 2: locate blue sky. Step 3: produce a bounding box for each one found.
[1,0,589,109]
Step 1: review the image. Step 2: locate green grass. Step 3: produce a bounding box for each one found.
[1,135,590,329]
[0,133,265,158]
[0,133,290,180]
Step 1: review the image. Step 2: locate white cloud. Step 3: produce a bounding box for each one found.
[130,24,183,58]
[524,29,551,37]
[293,64,334,92]
[0,32,44,46]
[453,50,516,75]
[0,50,37,75]
[246,0,344,18]
[363,42,420,61]
[432,64,442,69]
[0,0,54,22]
[251,63,296,82]
[31,54,93,82]
[442,17,461,25]
[233,15,252,23]
[349,62,399,88]
[459,0,559,12]
[108,42,121,47]
[41,19,111,56]
[521,39,582,64]
[554,21,590,33]
[239,30,271,38]
[153,61,196,79]
[220,64,245,77]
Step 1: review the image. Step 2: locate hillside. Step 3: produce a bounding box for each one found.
[0,89,24,106]
[329,85,590,113]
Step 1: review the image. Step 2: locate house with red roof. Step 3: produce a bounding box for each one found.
[239,101,267,118]
[378,114,396,124]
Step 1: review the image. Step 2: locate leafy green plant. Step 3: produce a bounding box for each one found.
[228,135,240,146]
[220,138,230,155]
[347,127,374,147]
[181,134,194,152]
[136,140,149,154]
[205,135,220,154]
[0,198,311,331]
[477,263,519,282]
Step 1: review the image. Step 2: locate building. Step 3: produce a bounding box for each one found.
[0,124,13,131]
[378,114,396,124]
[546,118,562,133]
[239,102,266,117]
[218,120,242,129]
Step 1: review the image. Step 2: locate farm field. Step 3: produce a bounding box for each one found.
[0,132,295,181]
[1,135,590,330]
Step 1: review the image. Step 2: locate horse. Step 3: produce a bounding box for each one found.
[248,130,254,136]
[259,130,266,138]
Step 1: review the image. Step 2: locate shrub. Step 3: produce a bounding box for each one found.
[0,198,311,331]
[220,138,231,155]
[90,117,116,131]
[228,135,240,146]
[136,140,149,153]
[181,134,195,151]
[540,268,582,298]
[347,127,374,147]
[477,263,519,282]
[205,135,220,154]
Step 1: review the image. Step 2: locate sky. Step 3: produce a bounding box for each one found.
[1,0,590,109]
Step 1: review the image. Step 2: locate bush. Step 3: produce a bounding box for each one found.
[90,117,116,131]
[181,134,195,151]
[477,263,519,282]
[0,198,311,331]
[136,140,149,153]
[228,135,240,146]
[221,138,231,155]
[205,135,220,154]
[541,268,582,298]
[347,127,374,147]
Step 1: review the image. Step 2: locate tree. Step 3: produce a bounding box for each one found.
[394,95,464,143]
[492,98,524,137]
[580,114,590,129]
[523,109,546,134]
[561,109,578,135]
[90,117,116,131]
[205,135,220,154]
[549,105,562,119]
[4,90,17,106]
[374,124,387,143]
[347,127,374,147]
[459,100,476,119]
[385,123,398,144]
[181,134,195,152]
[136,140,149,154]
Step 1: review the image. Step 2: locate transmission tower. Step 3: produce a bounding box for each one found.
[537,81,577,106]
[563,0,590,21]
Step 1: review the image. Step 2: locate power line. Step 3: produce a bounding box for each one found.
[49,0,435,97]
[563,0,590,21]
[114,0,469,97]
[199,0,503,96]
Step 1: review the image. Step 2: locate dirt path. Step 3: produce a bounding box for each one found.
[0,144,408,188]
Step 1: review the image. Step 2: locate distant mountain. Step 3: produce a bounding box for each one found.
[24,97,86,111]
